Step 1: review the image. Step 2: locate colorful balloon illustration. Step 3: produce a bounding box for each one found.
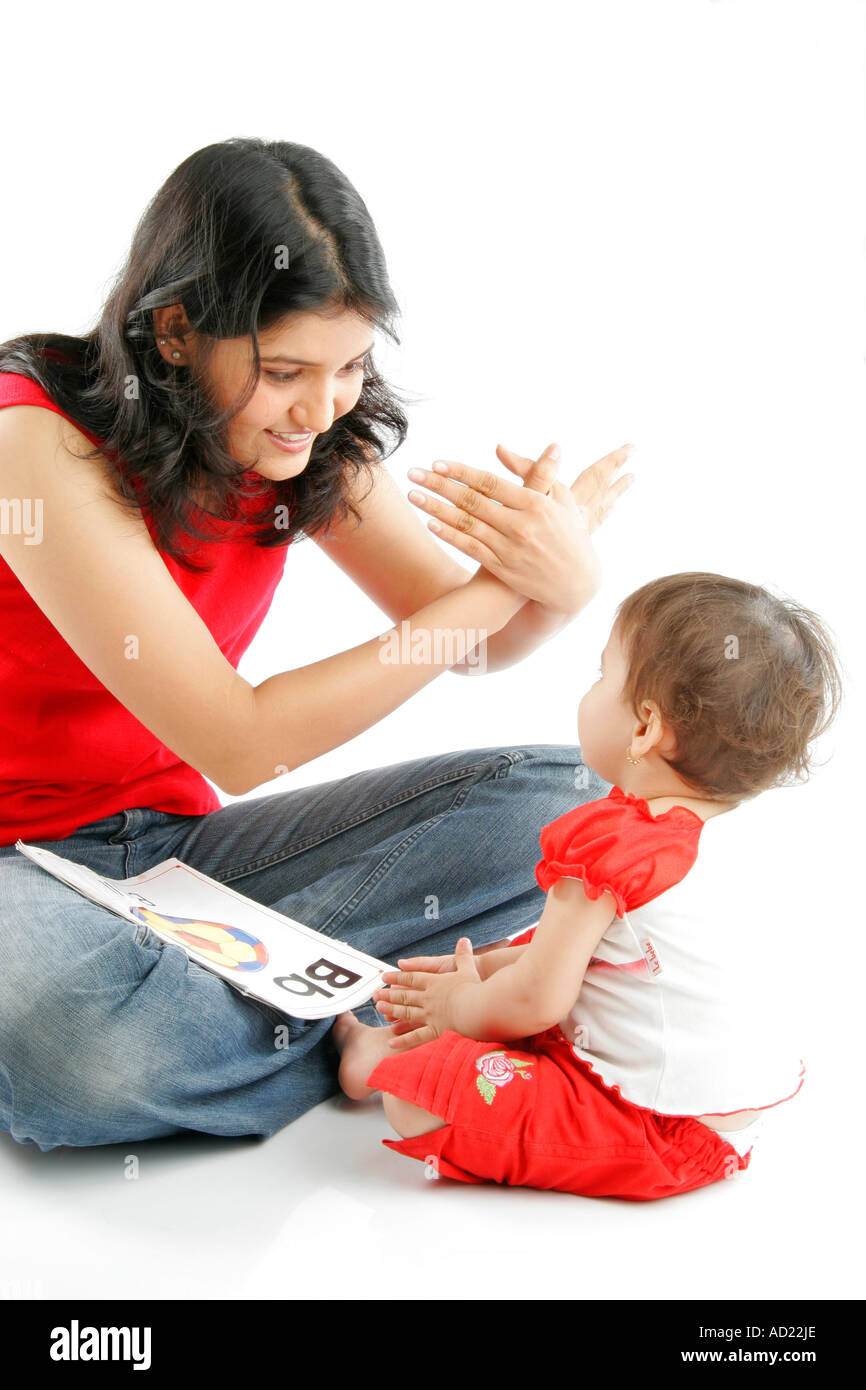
[131,907,269,971]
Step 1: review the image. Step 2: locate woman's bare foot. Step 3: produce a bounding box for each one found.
[332,1011,397,1100]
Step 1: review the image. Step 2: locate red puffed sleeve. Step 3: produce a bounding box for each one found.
[534,785,703,917]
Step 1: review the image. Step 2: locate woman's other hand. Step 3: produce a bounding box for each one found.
[499,440,635,536]
[406,442,634,614]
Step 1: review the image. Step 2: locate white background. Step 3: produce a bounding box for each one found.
[0,0,863,1301]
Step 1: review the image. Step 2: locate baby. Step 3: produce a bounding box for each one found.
[334,571,841,1200]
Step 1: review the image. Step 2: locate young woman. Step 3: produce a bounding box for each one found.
[0,137,632,1151]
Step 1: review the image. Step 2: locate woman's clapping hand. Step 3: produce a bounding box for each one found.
[406,441,634,613]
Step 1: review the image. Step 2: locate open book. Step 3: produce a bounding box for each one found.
[16,840,391,1020]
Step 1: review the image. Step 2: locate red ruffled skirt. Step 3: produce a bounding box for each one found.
[367,1023,751,1202]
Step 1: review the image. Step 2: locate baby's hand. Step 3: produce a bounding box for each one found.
[375,938,484,1051]
[393,951,457,975]
[393,936,511,979]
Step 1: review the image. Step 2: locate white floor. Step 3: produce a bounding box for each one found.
[0,1056,857,1302]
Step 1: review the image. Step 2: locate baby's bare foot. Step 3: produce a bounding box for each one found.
[333,1010,396,1100]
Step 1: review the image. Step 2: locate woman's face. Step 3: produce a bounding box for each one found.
[199,307,374,481]
[577,624,644,785]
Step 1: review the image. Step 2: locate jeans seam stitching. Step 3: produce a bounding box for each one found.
[214,752,527,884]
[316,812,449,936]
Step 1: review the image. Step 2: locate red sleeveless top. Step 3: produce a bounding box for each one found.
[0,372,291,845]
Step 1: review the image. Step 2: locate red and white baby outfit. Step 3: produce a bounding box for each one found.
[367,785,804,1201]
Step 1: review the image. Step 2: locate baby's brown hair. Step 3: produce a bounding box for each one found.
[612,572,843,802]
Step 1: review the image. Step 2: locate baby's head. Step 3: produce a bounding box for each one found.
[578,572,842,807]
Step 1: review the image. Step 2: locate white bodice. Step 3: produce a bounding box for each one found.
[554,791,804,1118]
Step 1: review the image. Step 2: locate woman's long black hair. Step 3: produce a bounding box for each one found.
[0,138,410,572]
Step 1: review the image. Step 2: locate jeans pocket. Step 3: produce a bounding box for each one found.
[241,993,308,1044]
[132,920,167,952]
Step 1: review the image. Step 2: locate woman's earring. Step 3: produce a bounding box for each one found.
[159,338,167,345]
[171,351,181,359]
[625,746,642,765]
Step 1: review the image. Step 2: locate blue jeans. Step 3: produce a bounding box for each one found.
[0,743,608,1151]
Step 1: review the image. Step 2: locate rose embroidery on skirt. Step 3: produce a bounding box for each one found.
[475,1050,534,1105]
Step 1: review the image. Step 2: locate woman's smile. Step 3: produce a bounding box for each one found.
[264,428,314,454]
